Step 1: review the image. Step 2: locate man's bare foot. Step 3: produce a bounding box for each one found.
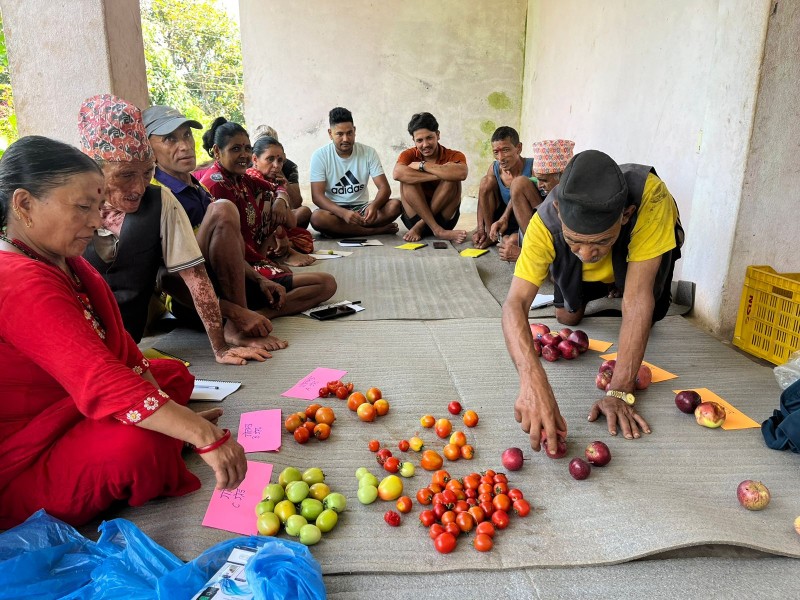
[498,242,520,262]
[403,221,426,242]
[197,408,223,425]
[374,222,399,235]
[282,248,316,267]
[226,331,288,351]
[435,228,468,244]
[472,230,497,249]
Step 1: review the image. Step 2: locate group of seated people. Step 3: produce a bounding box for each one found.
[0,92,684,530]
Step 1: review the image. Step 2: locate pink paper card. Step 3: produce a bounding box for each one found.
[281,367,348,400]
[237,409,282,453]
[202,460,273,535]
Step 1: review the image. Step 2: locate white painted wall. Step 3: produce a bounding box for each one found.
[722,1,800,338]
[239,0,528,198]
[519,0,773,335]
[1,0,148,144]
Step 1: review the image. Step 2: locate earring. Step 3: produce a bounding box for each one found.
[11,205,22,221]
[25,219,32,228]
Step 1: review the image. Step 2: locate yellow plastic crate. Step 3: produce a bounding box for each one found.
[733,266,800,365]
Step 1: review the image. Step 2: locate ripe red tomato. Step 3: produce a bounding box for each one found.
[384,510,401,527]
[485,469,497,478]
[460,444,475,460]
[384,457,400,473]
[440,510,456,526]
[508,488,524,501]
[431,469,451,487]
[492,493,512,513]
[468,506,485,524]
[398,439,410,452]
[465,488,478,499]
[434,532,457,554]
[433,503,448,520]
[493,473,508,484]
[494,482,509,496]
[463,474,481,490]
[293,427,310,444]
[368,439,380,452]
[476,521,495,538]
[478,492,494,505]
[478,483,493,496]
[453,500,469,514]
[491,509,510,530]
[416,487,433,505]
[305,403,322,420]
[479,501,494,517]
[327,380,342,389]
[396,496,413,514]
[456,511,475,533]
[318,386,330,398]
[419,510,436,527]
[513,498,531,517]
[465,497,478,507]
[447,401,462,415]
[303,420,316,435]
[441,489,457,505]
[473,533,493,552]
[444,522,461,538]
[429,523,445,540]
[335,386,349,400]
[463,410,479,428]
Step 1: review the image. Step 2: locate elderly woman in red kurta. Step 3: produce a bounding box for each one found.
[0,136,247,528]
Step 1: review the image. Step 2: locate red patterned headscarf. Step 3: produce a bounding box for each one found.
[78,94,154,162]
[532,139,575,174]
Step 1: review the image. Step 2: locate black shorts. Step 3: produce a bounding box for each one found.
[401,208,461,236]
[492,200,519,235]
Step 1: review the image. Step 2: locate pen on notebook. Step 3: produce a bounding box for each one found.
[196,384,219,390]
[351,301,361,304]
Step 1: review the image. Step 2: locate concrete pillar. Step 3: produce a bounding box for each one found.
[0,0,148,145]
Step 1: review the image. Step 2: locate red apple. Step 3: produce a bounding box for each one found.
[540,430,567,458]
[694,401,726,428]
[585,441,611,466]
[541,344,561,362]
[568,457,591,480]
[559,327,573,340]
[533,339,542,357]
[674,390,702,414]
[557,339,579,360]
[567,330,590,353]
[599,359,616,373]
[737,480,770,511]
[502,447,525,471]
[540,332,562,347]
[596,369,613,391]
[634,365,652,390]
[530,323,550,339]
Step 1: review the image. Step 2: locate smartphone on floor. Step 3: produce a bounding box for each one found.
[310,305,357,320]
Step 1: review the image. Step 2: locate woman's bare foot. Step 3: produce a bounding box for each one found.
[282,248,316,267]
[197,408,223,425]
[226,330,288,351]
[374,222,399,235]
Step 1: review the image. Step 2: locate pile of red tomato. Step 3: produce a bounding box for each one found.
[416,469,530,554]
[284,404,336,444]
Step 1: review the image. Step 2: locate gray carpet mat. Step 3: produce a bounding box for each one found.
[113,314,800,575]
[299,235,501,320]
[325,557,800,599]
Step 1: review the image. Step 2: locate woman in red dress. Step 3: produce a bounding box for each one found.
[0,136,246,528]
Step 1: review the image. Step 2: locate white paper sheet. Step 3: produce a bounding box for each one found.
[190,379,242,402]
[530,293,555,309]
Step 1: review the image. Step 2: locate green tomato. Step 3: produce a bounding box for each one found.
[285,480,310,503]
[322,492,347,514]
[299,524,322,546]
[316,508,339,533]
[358,473,379,488]
[302,467,325,485]
[357,485,378,505]
[355,467,370,480]
[284,514,308,537]
[255,499,275,517]
[262,483,285,503]
[273,499,296,523]
[278,467,302,487]
[308,482,331,501]
[256,512,280,536]
[300,498,324,521]
[399,462,415,478]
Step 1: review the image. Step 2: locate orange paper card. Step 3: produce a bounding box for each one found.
[588,339,613,352]
[672,388,760,430]
[599,353,678,383]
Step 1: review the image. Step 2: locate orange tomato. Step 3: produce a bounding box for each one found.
[357,402,376,422]
[420,414,435,428]
[434,418,452,439]
[445,478,464,492]
[431,469,451,487]
[305,403,322,420]
[468,506,486,524]
[463,474,481,490]
[294,427,310,444]
[347,392,367,411]
[456,511,475,533]
[314,406,336,425]
[460,444,475,460]
[416,487,433,505]
[313,422,331,440]
[373,399,390,416]
[303,420,316,434]
[396,495,413,513]
[284,413,303,433]
[492,493,512,513]
[366,387,382,402]
[420,450,444,471]
[443,443,461,461]
[440,510,457,526]
[449,431,467,447]
[463,410,479,428]
[428,482,443,494]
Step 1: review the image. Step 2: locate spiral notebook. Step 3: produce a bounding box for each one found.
[190,379,242,402]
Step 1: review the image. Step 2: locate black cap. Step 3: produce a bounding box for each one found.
[142,105,202,137]
[557,150,628,234]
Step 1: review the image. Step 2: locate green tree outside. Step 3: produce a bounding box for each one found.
[0,9,18,157]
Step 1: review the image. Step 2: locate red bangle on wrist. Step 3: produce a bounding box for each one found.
[194,429,231,454]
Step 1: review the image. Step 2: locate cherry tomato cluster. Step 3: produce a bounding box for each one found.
[318,379,354,400]
[284,404,336,444]
[418,406,479,464]
[417,469,530,554]
[347,387,390,423]
[368,441,415,477]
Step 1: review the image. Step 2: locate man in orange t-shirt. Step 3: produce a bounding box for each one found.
[393,112,468,242]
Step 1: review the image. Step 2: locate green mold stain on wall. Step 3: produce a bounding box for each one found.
[487,91,512,110]
[480,120,496,136]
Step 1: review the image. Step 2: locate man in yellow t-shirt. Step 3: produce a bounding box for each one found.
[503,150,683,455]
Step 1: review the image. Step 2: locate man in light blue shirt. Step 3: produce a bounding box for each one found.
[309,107,401,237]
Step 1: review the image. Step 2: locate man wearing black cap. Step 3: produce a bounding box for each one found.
[502,150,683,453]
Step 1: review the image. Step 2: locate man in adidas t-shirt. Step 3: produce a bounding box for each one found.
[309,107,402,237]
[393,112,469,243]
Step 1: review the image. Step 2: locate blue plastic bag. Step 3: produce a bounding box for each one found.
[0,510,325,599]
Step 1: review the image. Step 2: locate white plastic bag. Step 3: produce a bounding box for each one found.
[774,350,800,390]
